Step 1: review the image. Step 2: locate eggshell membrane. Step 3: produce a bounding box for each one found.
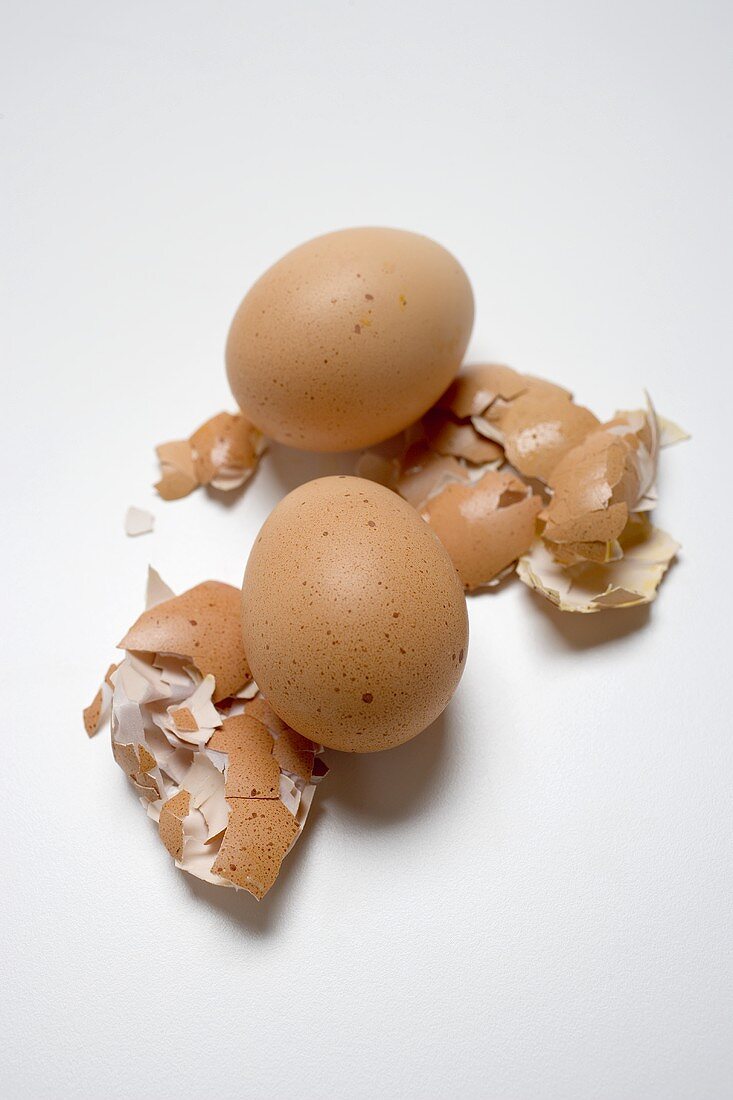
[124,506,154,537]
[423,471,543,590]
[518,515,679,613]
[225,227,474,451]
[118,581,250,702]
[241,476,469,753]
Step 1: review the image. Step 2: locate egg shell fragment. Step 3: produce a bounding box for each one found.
[83,663,117,736]
[393,442,471,510]
[158,789,191,861]
[189,411,265,488]
[491,386,600,482]
[226,227,474,451]
[209,715,281,799]
[155,412,265,500]
[438,363,529,418]
[211,798,300,898]
[118,581,250,702]
[518,515,679,612]
[423,471,543,591]
[241,476,469,752]
[87,569,328,900]
[421,409,504,466]
[540,402,660,565]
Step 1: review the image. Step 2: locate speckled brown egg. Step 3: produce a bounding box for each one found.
[241,476,469,752]
[225,227,474,452]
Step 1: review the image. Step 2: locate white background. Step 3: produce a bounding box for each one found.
[2,2,732,1097]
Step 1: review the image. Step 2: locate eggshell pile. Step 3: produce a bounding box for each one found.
[356,365,687,605]
[226,227,474,451]
[85,569,328,900]
[241,476,469,752]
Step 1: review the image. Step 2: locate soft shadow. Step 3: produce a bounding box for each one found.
[205,481,252,508]
[114,776,313,936]
[267,441,358,495]
[175,708,449,931]
[181,803,327,937]
[320,706,451,825]
[468,569,517,598]
[204,463,267,508]
[522,584,651,650]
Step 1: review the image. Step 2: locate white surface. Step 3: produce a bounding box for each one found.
[2,3,732,1097]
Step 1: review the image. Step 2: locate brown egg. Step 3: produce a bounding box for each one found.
[226,228,474,451]
[241,476,468,752]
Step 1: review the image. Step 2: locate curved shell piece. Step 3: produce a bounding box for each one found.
[423,470,542,590]
[118,581,250,702]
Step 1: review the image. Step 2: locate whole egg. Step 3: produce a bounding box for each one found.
[226,227,474,451]
[241,476,469,752]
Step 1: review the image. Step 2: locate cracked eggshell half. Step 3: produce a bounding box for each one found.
[241,476,469,752]
[118,581,251,702]
[225,227,474,451]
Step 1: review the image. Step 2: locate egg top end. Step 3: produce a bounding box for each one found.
[241,476,469,752]
[226,227,474,452]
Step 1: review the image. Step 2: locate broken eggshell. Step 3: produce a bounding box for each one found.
[358,367,687,607]
[124,506,155,537]
[87,568,327,899]
[422,471,543,591]
[518,514,679,613]
[118,580,251,702]
[155,411,266,500]
[356,406,539,587]
[421,408,503,466]
[83,663,118,737]
[540,401,660,566]
[438,363,602,483]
